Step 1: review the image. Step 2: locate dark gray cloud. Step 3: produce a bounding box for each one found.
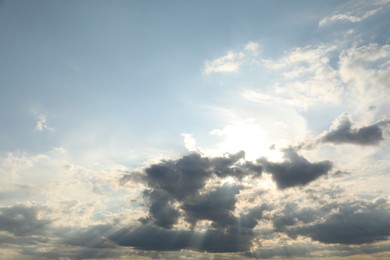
[57,224,117,249]
[111,223,259,252]
[274,198,390,245]
[296,199,390,244]
[322,115,390,145]
[182,184,241,228]
[142,189,180,229]
[115,152,269,252]
[273,203,319,235]
[0,205,50,236]
[137,152,262,230]
[259,148,332,189]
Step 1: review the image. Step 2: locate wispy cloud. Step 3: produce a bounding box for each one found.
[244,41,260,54]
[319,9,381,26]
[318,1,389,27]
[203,51,243,74]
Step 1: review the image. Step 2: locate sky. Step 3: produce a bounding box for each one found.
[0,0,390,259]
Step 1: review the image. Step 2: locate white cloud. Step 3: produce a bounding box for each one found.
[181,133,201,153]
[259,44,342,108]
[0,148,142,228]
[319,7,383,26]
[339,43,390,116]
[262,44,337,70]
[33,112,54,132]
[244,41,260,54]
[203,51,243,74]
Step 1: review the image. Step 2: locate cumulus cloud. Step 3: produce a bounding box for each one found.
[181,133,200,152]
[259,148,332,189]
[321,113,390,145]
[116,152,269,252]
[139,152,262,228]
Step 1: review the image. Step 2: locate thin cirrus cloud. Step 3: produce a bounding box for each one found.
[202,42,259,75]
[318,0,388,27]
[319,7,382,26]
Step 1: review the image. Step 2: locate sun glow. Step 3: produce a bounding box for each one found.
[221,176,236,185]
[210,119,282,161]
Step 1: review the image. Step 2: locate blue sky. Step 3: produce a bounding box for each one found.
[1,0,390,259]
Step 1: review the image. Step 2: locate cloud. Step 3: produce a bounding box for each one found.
[259,148,332,189]
[203,51,243,74]
[111,224,253,252]
[111,204,269,253]
[339,43,390,112]
[319,7,382,26]
[287,198,390,245]
[181,133,201,152]
[258,44,342,108]
[115,152,269,252]
[33,112,54,132]
[0,205,50,236]
[318,0,388,28]
[139,152,262,228]
[321,113,390,145]
[244,41,260,54]
[57,224,116,249]
[182,184,241,228]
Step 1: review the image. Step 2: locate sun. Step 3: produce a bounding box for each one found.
[221,176,236,185]
[210,119,280,161]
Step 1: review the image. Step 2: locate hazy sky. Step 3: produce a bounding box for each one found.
[1,0,390,259]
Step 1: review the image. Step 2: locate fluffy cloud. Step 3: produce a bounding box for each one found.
[116,152,270,252]
[138,152,263,229]
[259,148,332,189]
